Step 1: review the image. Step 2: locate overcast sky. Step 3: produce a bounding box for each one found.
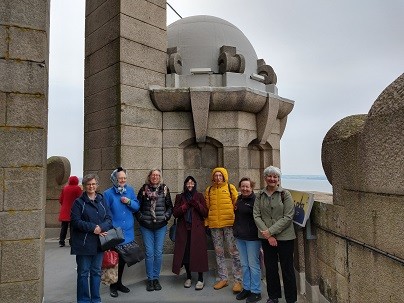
[48,0,404,177]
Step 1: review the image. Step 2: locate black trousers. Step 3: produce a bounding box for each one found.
[110,255,126,290]
[183,230,203,281]
[261,239,297,303]
[59,221,70,244]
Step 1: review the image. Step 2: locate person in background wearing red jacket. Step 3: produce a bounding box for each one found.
[58,175,82,247]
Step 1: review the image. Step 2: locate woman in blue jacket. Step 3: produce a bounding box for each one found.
[104,167,140,298]
[70,174,113,303]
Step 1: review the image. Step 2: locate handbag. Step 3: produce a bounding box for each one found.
[101,264,118,285]
[99,227,125,251]
[115,240,145,267]
[102,250,119,269]
[169,218,177,242]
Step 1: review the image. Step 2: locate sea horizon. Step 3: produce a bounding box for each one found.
[281,174,332,193]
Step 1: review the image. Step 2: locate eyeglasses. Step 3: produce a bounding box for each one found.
[86,183,97,187]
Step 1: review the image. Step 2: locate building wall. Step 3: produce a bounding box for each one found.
[0,1,50,302]
[45,156,72,241]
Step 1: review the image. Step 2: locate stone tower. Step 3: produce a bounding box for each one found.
[85,10,294,191]
[84,0,167,189]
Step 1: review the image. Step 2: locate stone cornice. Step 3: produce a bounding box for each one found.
[149,85,294,115]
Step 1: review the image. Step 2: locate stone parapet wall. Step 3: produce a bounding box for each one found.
[308,198,404,303]
[299,74,404,303]
[46,156,72,228]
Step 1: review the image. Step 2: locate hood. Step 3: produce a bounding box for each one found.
[210,167,229,183]
[68,176,79,186]
[183,175,197,193]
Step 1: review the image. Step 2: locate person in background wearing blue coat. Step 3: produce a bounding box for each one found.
[70,174,113,303]
[104,167,140,298]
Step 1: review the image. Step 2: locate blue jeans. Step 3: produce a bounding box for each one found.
[140,225,167,280]
[236,238,262,294]
[76,252,103,303]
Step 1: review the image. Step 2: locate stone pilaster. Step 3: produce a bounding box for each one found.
[0,0,50,302]
[84,0,167,191]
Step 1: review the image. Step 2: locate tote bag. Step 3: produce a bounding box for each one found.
[115,240,145,267]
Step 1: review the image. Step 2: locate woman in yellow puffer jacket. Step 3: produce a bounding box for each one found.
[205,167,242,293]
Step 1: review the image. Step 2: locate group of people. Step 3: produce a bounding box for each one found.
[58,165,297,303]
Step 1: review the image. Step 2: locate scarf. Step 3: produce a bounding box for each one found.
[145,184,160,222]
[183,176,197,224]
[110,167,127,195]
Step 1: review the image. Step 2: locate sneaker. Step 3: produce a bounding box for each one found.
[232,281,242,293]
[195,281,204,290]
[213,280,228,290]
[184,279,192,288]
[236,289,251,300]
[266,299,278,303]
[246,293,262,303]
[153,279,162,291]
[117,284,130,293]
[146,280,154,291]
[110,287,118,298]
[59,242,65,247]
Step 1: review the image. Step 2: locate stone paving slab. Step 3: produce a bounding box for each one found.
[44,240,307,303]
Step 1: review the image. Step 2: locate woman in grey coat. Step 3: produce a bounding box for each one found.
[253,166,297,303]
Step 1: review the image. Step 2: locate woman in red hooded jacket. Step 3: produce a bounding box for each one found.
[58,176,82,247]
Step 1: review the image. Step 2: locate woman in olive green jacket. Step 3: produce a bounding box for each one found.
[253,166,297,303]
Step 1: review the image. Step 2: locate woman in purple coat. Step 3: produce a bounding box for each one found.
[172,176,209,290]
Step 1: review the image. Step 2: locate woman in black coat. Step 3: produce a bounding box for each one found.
[136,169,173,291]
[172,176,209,290]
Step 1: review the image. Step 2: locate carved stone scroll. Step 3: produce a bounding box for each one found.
[257,59,277,85]
[167,47,183,74]
[218,45,245,74]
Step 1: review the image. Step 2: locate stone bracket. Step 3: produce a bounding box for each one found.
[190,89,211,143]
[256,95,279,144]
